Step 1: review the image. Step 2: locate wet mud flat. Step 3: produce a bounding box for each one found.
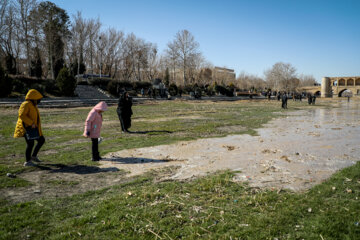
[102,101,360,191]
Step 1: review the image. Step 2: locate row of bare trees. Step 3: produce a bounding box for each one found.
[236,62,317,92]
[0,0,316,91]
[0,0,210,85]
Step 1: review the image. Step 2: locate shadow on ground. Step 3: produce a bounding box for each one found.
[126,130,173,134]
[35,163,119,174]
[104,157,171,164]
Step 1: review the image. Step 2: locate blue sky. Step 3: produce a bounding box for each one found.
[51,0,360,82]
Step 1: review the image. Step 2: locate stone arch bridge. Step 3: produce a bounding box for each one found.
[297,76,360,97]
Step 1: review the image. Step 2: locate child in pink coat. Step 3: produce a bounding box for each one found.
[83,101,108,161]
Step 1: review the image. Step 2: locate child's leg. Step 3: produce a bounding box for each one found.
[25,137,34,162]
[32,136,45,157]
[91,138,99,160]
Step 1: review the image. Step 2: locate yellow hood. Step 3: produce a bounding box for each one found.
[25,89,43,100]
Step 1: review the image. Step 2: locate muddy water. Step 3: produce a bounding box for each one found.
[102,101,360,191]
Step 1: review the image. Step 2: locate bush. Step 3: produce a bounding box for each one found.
[107,80,118,96]
[168,83,178,96]
[117,80,132,90]
[183,85,194,94]
[215,85,234,97]
[56,67,77,96]
[0,65,13,97]
[70,61,86,76]
[89,78,112,90]
[133,81,152,91]
[107,80,133,97]
[205,85,215,96]
[44,79,60,96]
[12,78,26,94]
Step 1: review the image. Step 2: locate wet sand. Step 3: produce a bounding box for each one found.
[102,101,360,191]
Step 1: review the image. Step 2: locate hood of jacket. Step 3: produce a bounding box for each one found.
[25,89,43,100]
[93,101,108,112]
[119,91,128,100]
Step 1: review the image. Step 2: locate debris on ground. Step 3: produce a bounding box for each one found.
[6,173,16,178]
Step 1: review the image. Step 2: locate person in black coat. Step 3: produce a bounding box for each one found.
[308,94,312,105]
[312,95,316,105]
[117,91,133,132]
[281,92,288,109]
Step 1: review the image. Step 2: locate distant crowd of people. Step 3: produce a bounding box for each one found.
[265,91,318,109]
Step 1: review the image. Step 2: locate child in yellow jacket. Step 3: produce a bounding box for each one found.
[14,89,45,166]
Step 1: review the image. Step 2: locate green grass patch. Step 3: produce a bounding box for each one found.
[0,99,357,239]
[1,100,291,184]
[0,162,359,239]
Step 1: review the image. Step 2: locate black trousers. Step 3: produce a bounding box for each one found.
[117,113,131,131]
[91,138,99,159]
[25,136,45,161]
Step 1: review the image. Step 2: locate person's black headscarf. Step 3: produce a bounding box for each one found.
[117,91,132,115]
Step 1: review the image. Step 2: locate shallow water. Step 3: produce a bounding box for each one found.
[102,100,360,191]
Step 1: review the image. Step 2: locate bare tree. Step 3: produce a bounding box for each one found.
[121,33,156,82]
[264,62,297,91]
[1,1,22,74]
[187,53,204,84]
[143,43,159,81]
[167,29,201,85]
[69,11,89,75]
[237,71,266,91]
[102,28,124,77]
[0,0,9,58]
[165,41,179,84]
[198,67,212,86]
[123,33,139,81]
[15,0,36,75]
[84,17,101,74]
[298,74,316,87]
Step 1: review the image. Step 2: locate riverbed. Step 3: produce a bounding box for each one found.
[102,100,360,191]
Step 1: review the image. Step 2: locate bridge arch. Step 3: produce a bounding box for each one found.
[338,79,345,86]
[356,78,360,86]
[338,89,353,97]
[347,79,354,86]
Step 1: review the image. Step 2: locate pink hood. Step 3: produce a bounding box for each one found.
[83,101,108,138]
[93,101,108,112]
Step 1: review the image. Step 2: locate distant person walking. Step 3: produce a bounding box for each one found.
[147,88,152,98]
[117,91,133,133]
[14,89,45,166]
[281,93,288,109]
[83,101,108,161]
[308,94,312,105]
[141,88,145,97]
[312,95,316,105]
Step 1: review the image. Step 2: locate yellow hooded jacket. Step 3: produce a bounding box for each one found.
[14,89,43,138]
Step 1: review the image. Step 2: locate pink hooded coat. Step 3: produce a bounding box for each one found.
[83,101,108,138]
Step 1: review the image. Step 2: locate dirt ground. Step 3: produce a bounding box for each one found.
[2,100,360,203]
[101,101,360,191]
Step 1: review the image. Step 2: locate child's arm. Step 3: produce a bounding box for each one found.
[84,111,96,137]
